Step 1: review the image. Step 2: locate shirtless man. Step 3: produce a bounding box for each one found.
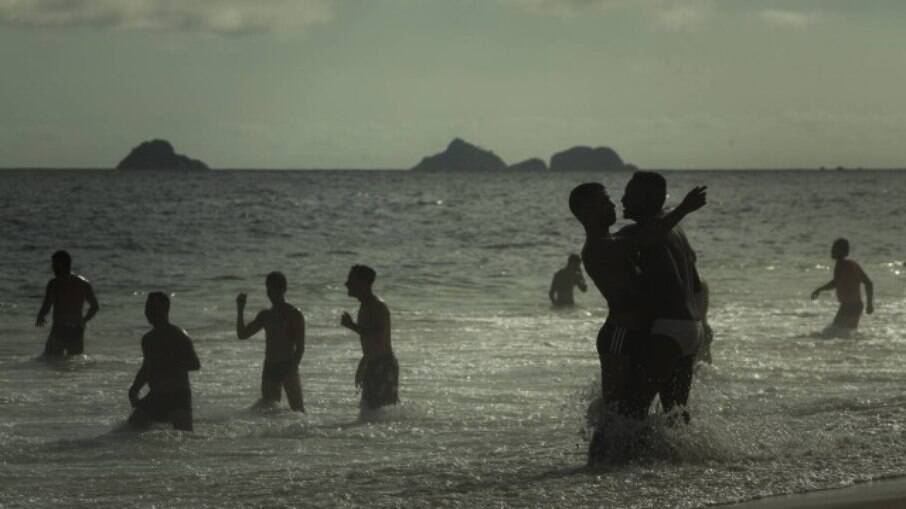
[236,272,305,412]
[35,250,100,358]
[569,182,706,461]
[549,254,588,307]
[340,265,399,410]
[620,171,706,424]
[811,238,874,335]
[128,292,200,431]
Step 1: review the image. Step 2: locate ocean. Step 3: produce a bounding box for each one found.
[0,169,904,508]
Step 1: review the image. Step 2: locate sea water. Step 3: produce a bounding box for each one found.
[0,170,904,508]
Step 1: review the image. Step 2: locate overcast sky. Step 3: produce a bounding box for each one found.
[1,0,904,169]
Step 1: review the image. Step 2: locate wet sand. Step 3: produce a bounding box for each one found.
[726,478,906,509]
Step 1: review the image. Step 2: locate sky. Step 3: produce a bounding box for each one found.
[1,0,905,169]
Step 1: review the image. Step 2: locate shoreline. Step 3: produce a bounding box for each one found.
[723,477,906,509]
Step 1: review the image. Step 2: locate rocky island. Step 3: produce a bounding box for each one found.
[117,139,209,171]
[549,146,627,172]
[506,158,548,172]
[411,138,507,172]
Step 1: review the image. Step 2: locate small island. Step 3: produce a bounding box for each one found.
[507,158,548,172]
[411,138,507,172]
[117,139,209,171]
[549,146,627,172]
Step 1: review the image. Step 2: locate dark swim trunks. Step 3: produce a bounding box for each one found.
[358,354,399,410]
[43,324,85,356]
[262,360,296,383]
[596,323,646,360]
[136,389,192,422]
[832,302,864,330]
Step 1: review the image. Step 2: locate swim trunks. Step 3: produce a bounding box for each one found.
[650,319,703,357]
[358,354,399,409]
[832,302,864,330]
[596,323,646,359]
[135,389,192,422]
[43,324,85,356]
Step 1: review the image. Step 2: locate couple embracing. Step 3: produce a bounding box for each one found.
[569,171,708,463]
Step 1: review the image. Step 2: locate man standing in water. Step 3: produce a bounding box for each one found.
[811,238,874,335]
[35,250,100,358]
[128,292,200,431]
[620,171,706,424]
[549,254,587,307]
[236,272,306,412]
[340,265,399,410]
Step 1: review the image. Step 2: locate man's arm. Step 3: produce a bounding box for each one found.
[36,280,54,327]
[181,331,201,372]
[236,294,265,339]
[128,360,148,407]
[811,280,835,300]
[861,267,874,314]
[293,312,305,366]
[83,282,99,325]
[614,186,707,252]
[548,275,558,303]
[575,272,587,293]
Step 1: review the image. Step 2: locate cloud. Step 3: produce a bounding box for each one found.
[0,0,334,35]
[504,0,713,30]
[756,9,822,28]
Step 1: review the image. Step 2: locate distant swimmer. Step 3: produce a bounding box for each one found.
[549,254,587,307]
[127,292,200,431]
[569,181,706,462]
[236,272,306,412]
[35,250,100,358]
[340,265,399,410]
[620,172,706,425]
[811,238,874,335]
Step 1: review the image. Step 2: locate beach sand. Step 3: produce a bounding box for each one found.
[726,478,906,509]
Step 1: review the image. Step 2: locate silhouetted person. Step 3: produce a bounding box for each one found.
[36,250,99,358]
[236,272,305,412]
[570,182,706,462]
[694,279,714,364]
[811,238,874,335]
[340,265,399,410]
[549,254,587,306]
[619,171,706,425]
[128,292,200,431]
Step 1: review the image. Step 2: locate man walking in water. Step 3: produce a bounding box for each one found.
[340,265,399,410]
[236,272,305,412]
[620,171,705,424]
[128,292,200,431]
[811,238,874,336]
[35,250,100,358]
[549,254,587,307]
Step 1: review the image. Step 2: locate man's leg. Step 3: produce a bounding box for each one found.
[261,367,282,404]
[660,355,695,424]
[42,329,64,358]
[170,408,194,431]
[127,408,153,430]
[283,371,305,413]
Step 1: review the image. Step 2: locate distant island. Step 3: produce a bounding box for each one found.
[411,138,632,172]
[411,138,506,172]
[117,139,209,171]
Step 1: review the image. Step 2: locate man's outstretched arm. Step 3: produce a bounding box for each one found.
[36,281,54,327]
[811,280,835,300]
[236,293,264,339]
[861,269,874,314]
[614,186,707,252]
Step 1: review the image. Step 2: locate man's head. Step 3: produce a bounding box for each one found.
[51,250,72,276]
[622,171,666,221]
[567,253,581,269]
[266,271,288,303]
[345,264,376,299]
[831,238,850,260]
[569,182,616,230]
[145,292,170,326]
